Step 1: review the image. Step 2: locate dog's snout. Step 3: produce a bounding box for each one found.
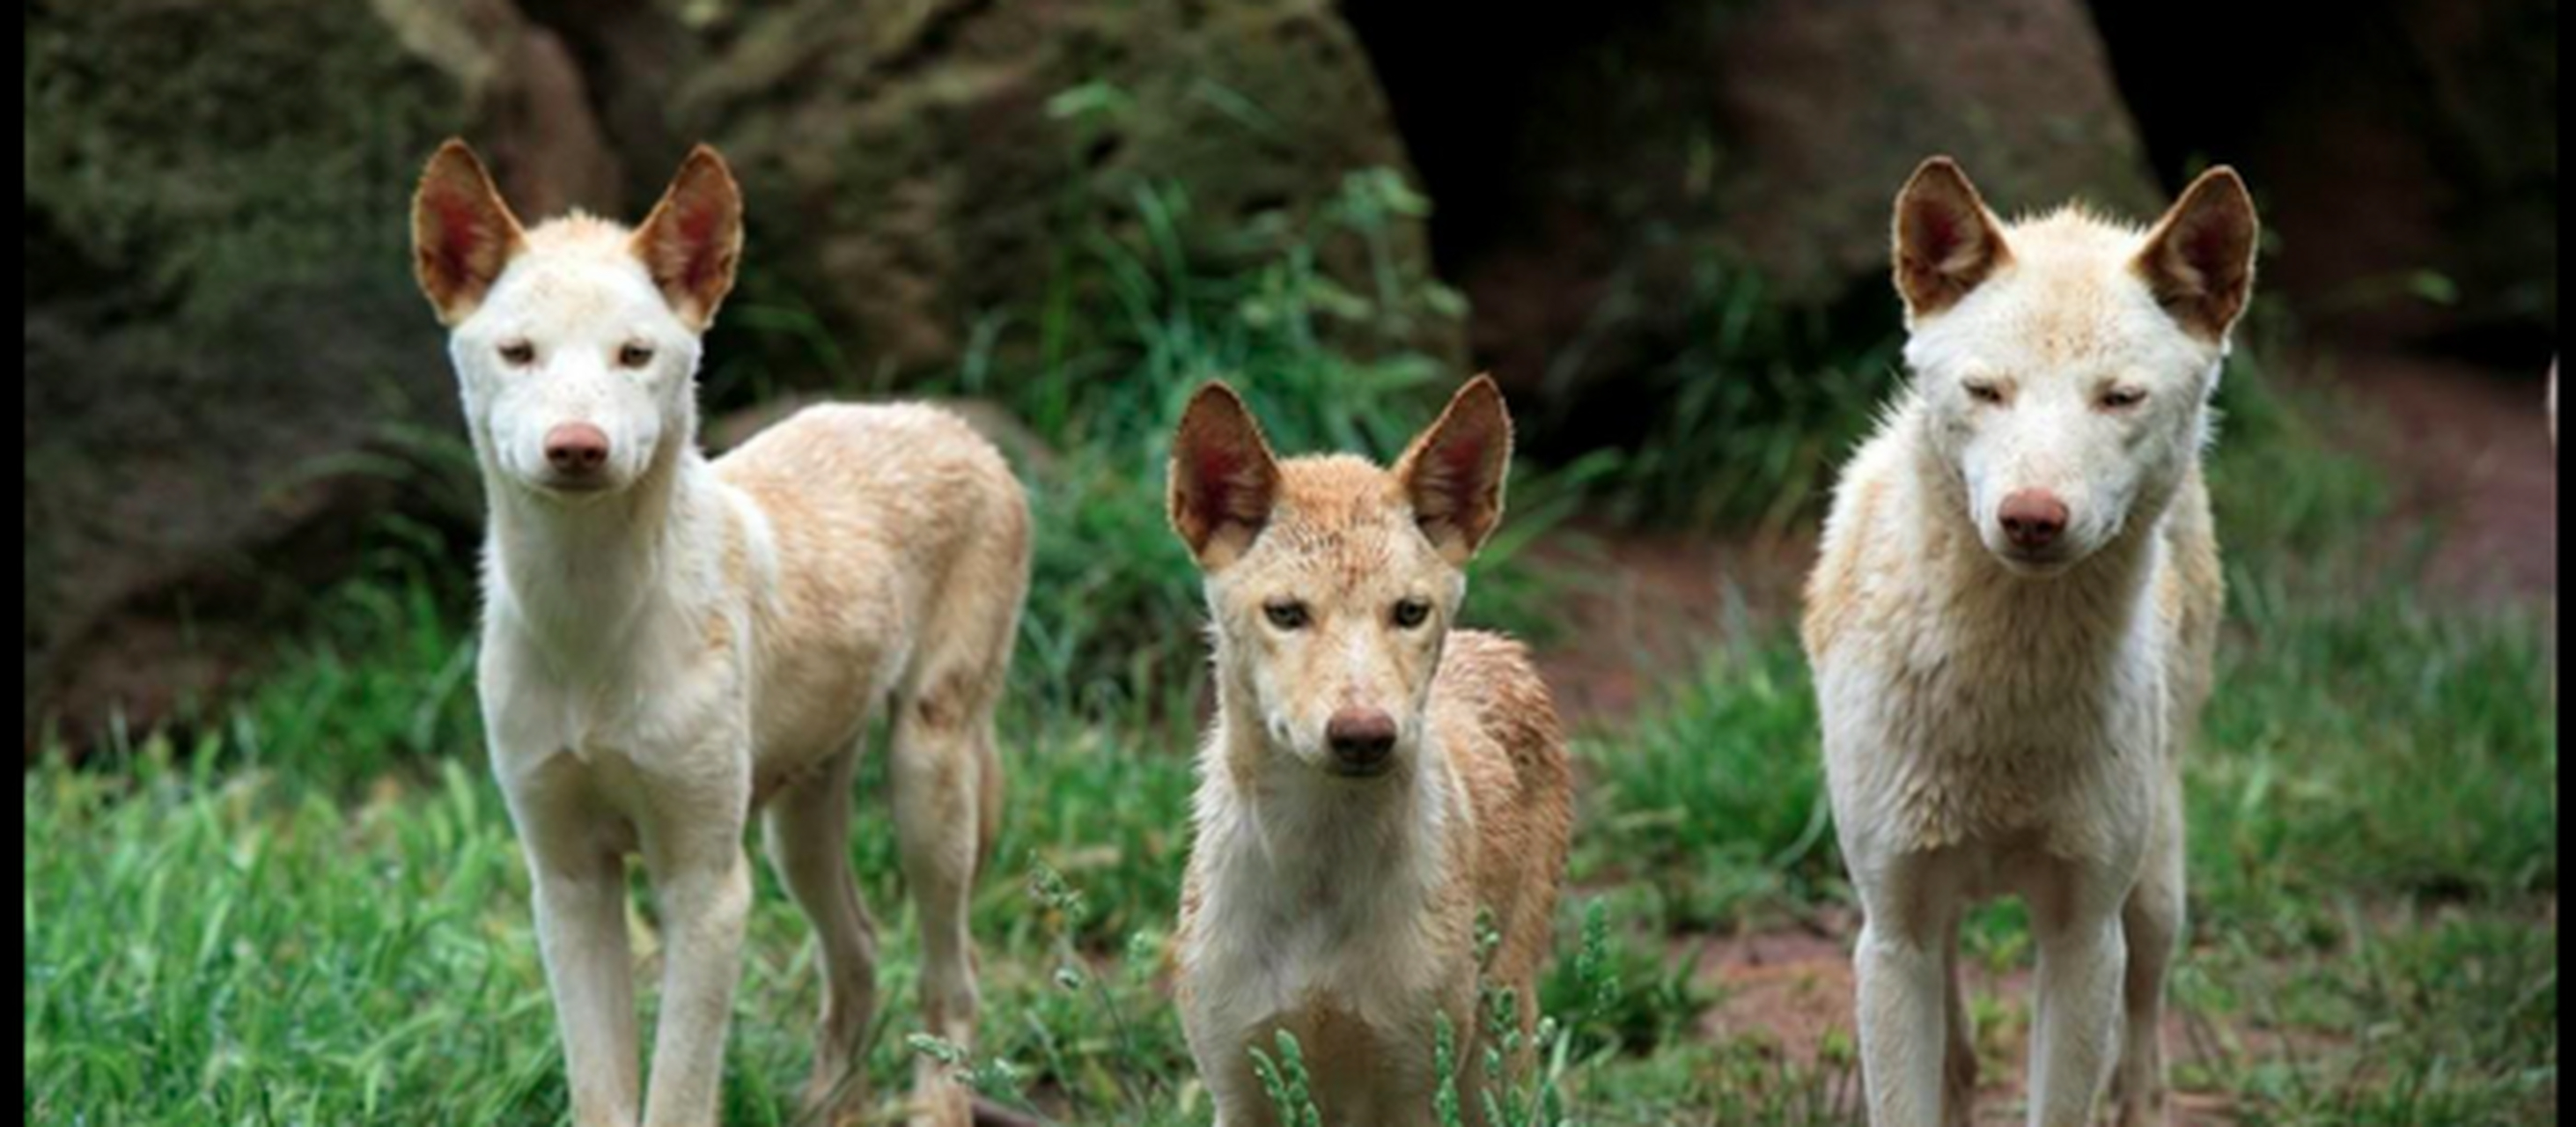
[1325,708,1399,775]
[1998,489,2070,551]
[544,424,611,476]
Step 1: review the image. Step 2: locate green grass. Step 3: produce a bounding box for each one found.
[26,358,2556,1123]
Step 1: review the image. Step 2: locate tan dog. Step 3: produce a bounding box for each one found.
[1805,158,2253,1127]
[1166,378,1575,1127]
[412,141,1029,1127]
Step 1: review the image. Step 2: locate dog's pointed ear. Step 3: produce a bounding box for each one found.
[630,144,746,333]
[1395,375,1512,567]
[412,140,527,326]
[1893,156,2013,319]
[1170,383,1284,571]
[2136,166,2259,342]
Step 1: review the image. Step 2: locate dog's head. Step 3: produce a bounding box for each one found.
[1168,379,1512,782]
[411,141,742,500]
[1892,158,2258,576]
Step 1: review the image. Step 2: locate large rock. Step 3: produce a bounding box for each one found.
[676,0,1460,376]
[23,0,619,750]
[1346,0,2159,405]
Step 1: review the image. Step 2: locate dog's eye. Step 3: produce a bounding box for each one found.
[618,343,656,370]
[1392,598,1433,630]
[1963,381,2006,406]
[1262,600,1310,630]
[2099,387,2148,410]
[498,342,537,367]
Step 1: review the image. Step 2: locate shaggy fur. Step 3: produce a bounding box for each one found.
[414,141,1029,1127]
[1803,158,2254,1127]
[1167,379,1576,1127]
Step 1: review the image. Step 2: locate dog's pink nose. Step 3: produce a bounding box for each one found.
[544,424,611,475]
[1998,490,2070,551]
[1325,708,1399,775]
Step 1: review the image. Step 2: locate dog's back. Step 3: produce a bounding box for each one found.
[718,402,1028,836]
[1435,630,1573,992]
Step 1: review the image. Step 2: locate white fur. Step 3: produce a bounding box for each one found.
[1166,382,1572,1127]
[421,144,1028,1127]
[1807,166,2248,1127]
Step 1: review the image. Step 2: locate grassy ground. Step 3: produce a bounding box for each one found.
[22,180,2558,1123]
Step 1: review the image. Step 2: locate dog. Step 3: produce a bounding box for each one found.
[1165,377,1575,1127]
[412,140,1029,1127]
[1803,158,2255,1127]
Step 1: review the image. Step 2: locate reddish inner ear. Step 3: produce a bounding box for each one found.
[1432,431,1490,488]
[429,192,489,278]
[2181,225,2230,279]
[672,203,722,291]
[1916,210,1962,263]
[1186,445,1250,526]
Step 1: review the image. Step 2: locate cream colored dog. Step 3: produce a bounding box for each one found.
[1167,378,1575,1127]
[413,141,1029,1127]
[1805,158,2255,1127]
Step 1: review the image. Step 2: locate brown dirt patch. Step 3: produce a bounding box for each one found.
[1528,525,1814,730]
[2325,354,2558,605]
[1689,917,2316,1126]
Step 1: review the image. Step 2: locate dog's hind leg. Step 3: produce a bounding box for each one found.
[764,745,880,1125]
[888,575,1016,1127]
[2112,784,2185,1127]
[891,482,1024,1127]
[888,682,991,1127]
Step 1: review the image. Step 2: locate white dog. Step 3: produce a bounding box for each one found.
[412,141,1029,1127]
[1804,158,2256,1127]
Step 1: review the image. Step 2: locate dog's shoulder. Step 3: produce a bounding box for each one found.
[1434,630,1572,866]
[1803,404,1925,661]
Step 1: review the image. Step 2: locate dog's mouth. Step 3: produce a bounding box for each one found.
[532,474,618,499]
[1323,756,1397,780]
[1992,544,2082,577]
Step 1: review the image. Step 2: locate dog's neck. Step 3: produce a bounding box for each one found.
[1905,415,2180,671]
[1199,656,1457,901]
[482,431,718,663]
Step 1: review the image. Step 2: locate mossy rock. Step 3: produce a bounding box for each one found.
[679,0,1461,379]
[24,2,486,748]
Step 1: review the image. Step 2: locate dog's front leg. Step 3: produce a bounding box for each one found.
[2025,872,2130,1127]
[1189,1018,1282,1127]
[637,777,754,1127]
[530,850,644,1127]
[1854,915,1949,1127]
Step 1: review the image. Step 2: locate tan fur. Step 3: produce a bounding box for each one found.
[416,141,1027,1127]
[1806,159,2251,1127]
[1169,380,1574,1127]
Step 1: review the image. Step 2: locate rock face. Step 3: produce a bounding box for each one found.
[676,0,1454,375]
[23,0,619,749]
[1706,0,2161,299]
[1346,0,2160,403]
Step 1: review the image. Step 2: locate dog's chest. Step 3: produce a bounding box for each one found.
[482,618,750,805]
[1827,600,2167,854]
[1189,887,1457,1111]
[1186,828,1465,1054]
